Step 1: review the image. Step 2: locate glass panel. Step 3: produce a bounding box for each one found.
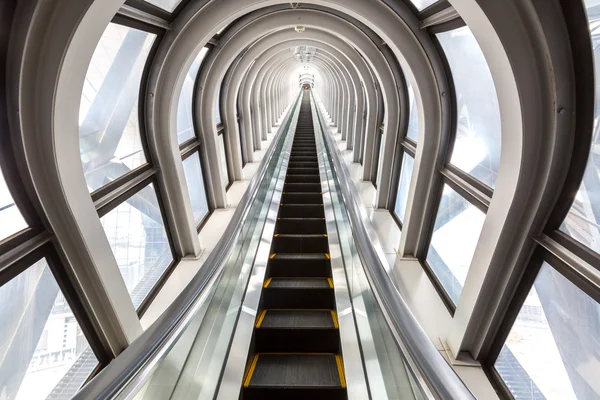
[409,0,437,11]
[0,170,28,241]
[100,183,173,308]
[0,258,98,399]
[495,262,600,400]
[406,83,419,142]
[376,133,384,183]
[79,23,156,193]
[177,47,209,144]
[426,185,486,303]
[215,89,222,125]
[437,27,502,188]
[144,0,183,12]
[394,153,415,224]
[560,1,600,255]
[182,152,209,225]
[217,134,229,188]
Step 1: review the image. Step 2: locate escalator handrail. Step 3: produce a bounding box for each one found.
[73,92,302,400]
[311,92,475,400]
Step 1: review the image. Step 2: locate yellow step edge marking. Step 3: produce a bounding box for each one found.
[263,278,273,288]
[274,234,280,237]
[255,310,268,328]
[243,354,260,387]
[335,355,347,388]
[328,278,334,288]
[324,234,328,237]
[270,253,277,259]
[331,311,339,329]
[325,253,330,260]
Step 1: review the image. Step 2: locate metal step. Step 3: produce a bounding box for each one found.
[284,174,320,183]
[243,353,345,391]
[275,218,326,234]
[272,234,329,253]
[281,192,323,204]
[283,182,322,193]
[267,253,331,277]
[278,204,324,218]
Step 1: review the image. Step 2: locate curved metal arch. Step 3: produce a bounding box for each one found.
[196,9,400,212]
[228,30,377,179]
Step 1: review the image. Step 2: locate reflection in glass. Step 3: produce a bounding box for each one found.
[406,83,419,142]
[408,0,438,11]
[560,1,600,255]
[177,47,209,144]
[0,170,28,241]
[217,134,229,188]
[0,259,97,399]
[495,262,600,400]
[426,185,486,303]
[100,183,173,308]
[79,23,156,193]
[182,152,209,225]
[394,153,414,224]
[144,0,183,12]
[437,27,501,188]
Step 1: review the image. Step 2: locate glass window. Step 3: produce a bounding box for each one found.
[0,258,97,399]
[406,83,419,142]
[144,0,183,12]
[560,1,600,256]
[394,153,415,224]
[215,89,222,125]
[495,262,600,400]
[426,184,486,303]
[100,183,173,308]
[217,134,229,188]
[409,0,438,11]
[437,27,502,188]
[177,47,209,144]
[79,23,156,193]
[182,152,209,225]
[0,170,28,241]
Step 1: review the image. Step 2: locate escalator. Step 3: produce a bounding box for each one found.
[73,88,473,400]
[242,90,346,400]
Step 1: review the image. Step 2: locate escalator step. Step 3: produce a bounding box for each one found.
[272,234,329,253]
[285,174,320,183]
[262,279,334,309]
[281,192,322,204]
[287,168,320,175]
[289,158,318,163]
[275,218,326,234]
[244,354,345,392]
[266,277,331,289]
[258,309,336,328]
[283,183,322,192]
[268,253,331,277]
[278,204,324,218]
[287,162,318,169]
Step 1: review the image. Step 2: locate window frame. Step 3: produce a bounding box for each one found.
[483,246,600,399]
[181,146,214,232]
